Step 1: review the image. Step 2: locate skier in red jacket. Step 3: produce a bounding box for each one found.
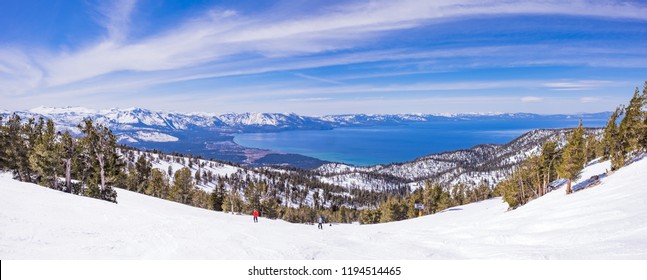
[253,209,259,223]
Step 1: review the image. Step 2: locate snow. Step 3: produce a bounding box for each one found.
[134,131,179,142]
[2,155,646,259]
[29,106,97,115]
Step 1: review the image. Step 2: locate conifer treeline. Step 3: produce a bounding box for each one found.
[0,117,120,202]
[496,82,647,209]
[119,149,395,224]
[358,179,494,224]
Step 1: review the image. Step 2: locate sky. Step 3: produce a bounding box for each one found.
[1,0,646,115]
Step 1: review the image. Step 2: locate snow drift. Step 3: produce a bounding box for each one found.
[1,156,646,259]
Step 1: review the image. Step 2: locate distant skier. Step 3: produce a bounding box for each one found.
[253,209,259,223]
[318,215,324,229]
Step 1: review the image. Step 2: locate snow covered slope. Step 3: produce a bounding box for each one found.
[1,156,646,259]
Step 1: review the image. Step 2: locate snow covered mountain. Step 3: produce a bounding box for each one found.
[1,106,609,189]
[314,128,603,190]
[4,106,610,138]
[0,106,610,168]
[1,154,645,259]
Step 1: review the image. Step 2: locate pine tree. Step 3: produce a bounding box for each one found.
[406,189,424,218]
[4,115,39,182]
[29,119,62,189]
[194,169,201,185]
[379,196,407,223]
[135,154,152,193]
[0,116,7,171]
[146,168,169,198]
[244,181,262,213]
[585,133,600,163]
[125,165,139,191]
[79,119,110,192]
[210,181,225,211]
[450,183,467,206]
[78,119,120,202]
[619,87,644,154]
[60,131,77,193]
[475,181,493,201]
[423,181,447,214]
[604,107,625,170]
[223,186,243,214]
[558,121,586,194]
[170,167,194,204]
[261,197,281,219]
[538,140,560,196]
[638,82,647,151]
[359,208,381,224]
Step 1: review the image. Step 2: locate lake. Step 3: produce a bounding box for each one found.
[234,117,609,166]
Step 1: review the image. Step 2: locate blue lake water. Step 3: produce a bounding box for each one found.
[234,117,608,166]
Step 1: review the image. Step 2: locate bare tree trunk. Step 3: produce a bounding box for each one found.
[518,172,525,205]
[541,174,547,196]
[536,173,541,197]
[566,179,572,194]
[54,172,59,190]
[65,159,71,193]
[97,155,105,191]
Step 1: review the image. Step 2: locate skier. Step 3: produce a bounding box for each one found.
[318,215,324,229]
[253,209,259,223]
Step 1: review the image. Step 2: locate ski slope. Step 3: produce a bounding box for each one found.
[1,157,646,259]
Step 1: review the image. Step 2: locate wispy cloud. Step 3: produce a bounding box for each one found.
[580,97,602,103]
[521,96,543,103]
[293,73,343,85]
[95,0,138,41]
[285,97,334,102]
[1,0,646,113]
[544,80,616,91]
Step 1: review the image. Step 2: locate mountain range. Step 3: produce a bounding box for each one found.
[1,106,609,170]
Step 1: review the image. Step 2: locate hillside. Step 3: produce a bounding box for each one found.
[314,128,602,190]
[1,155,645,259]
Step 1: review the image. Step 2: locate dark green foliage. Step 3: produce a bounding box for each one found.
[585,133,601,163]
[558,121,586,194]
[538,140,561,196]
[406,189,424,219]
[3,115,38,182]
[170,167,194,204]
[619,87,644,154]
[146,168,169,198]
[222,185,243,214]
[600,83,647,170]
[86,182,118,203]
[78,119,123,202]
[497,156,541,208]
[423,181,451,214]
[194,169,201,185]
[379,196,408,223]
[0,116,7,171]
[496,139,564,208]
[604,107,624,170]
[359,208,382,224]
[135,154,152,193]
[29,119,62,189]
[0,116,122,202]
[640,82,647,151]
[260,197,281,219]
[210,181,225,211]
[243,181,263,213]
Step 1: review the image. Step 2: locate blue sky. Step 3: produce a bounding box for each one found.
[1,0,646,115]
